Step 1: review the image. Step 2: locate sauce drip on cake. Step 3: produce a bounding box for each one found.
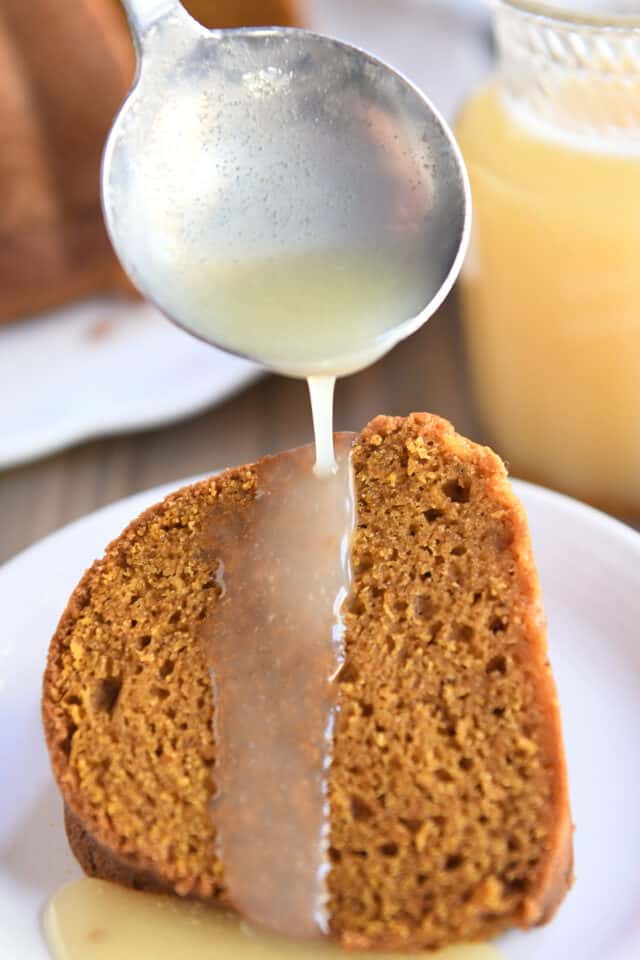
[202,439,355,935]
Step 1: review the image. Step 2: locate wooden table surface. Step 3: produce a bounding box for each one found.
[0,300,482,565]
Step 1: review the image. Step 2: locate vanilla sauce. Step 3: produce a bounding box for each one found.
[200,436,354,936]
[44,878,501,960]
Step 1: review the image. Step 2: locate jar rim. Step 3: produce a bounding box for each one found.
[497,0,640,29]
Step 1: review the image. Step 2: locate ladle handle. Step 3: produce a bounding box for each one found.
[120,0,184,44]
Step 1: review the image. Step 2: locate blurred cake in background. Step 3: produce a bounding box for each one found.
[185,0,298,30]
[0,0,299,325]
[0,0,133,323]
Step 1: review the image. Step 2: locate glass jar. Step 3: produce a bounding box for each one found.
[456,1,640,515]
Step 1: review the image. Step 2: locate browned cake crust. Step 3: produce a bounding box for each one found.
[64,803,174,896]
[43,414,572,949]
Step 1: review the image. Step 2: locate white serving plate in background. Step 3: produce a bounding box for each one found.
[0,299,260,469]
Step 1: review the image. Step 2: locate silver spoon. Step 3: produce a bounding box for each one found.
[102,0,470,378]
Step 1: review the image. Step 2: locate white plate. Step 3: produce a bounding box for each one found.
[0,478,639,958]
[0,0,491,471]
[0,299,260,470]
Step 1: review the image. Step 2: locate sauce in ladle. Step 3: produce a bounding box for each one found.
[166,249,430,383]
[167,248,429,474]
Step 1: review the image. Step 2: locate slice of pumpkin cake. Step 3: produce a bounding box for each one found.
[43,413,572,951]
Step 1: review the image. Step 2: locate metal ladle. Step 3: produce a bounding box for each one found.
[102,0,470,378]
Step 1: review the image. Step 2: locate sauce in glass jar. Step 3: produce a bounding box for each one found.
[456,1,640,513]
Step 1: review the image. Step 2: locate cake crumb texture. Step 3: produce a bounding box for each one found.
[43,469,259,900]
[328,415,571,949]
